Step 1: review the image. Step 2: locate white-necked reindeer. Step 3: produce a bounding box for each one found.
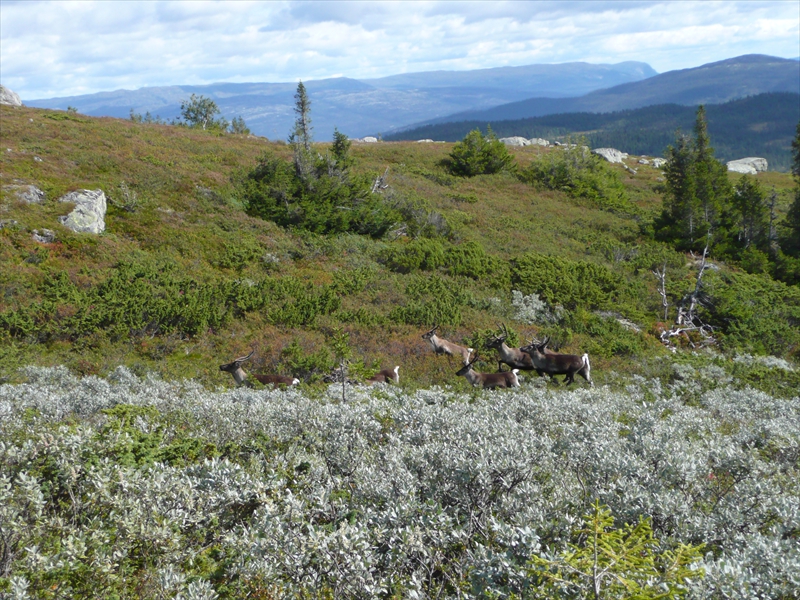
[219,350,300,387]
[520,337,592,386]
[422,325,473,365]
[456,355,520,389]
[366,366,400,385]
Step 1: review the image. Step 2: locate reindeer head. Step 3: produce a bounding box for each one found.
[455,354,479,377]
[219,349,254,373]
[421,324,439,341]
[486,323,509,350]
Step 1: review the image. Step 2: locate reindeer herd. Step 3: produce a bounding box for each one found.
[220,323,592,390]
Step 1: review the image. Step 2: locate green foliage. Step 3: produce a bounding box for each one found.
[528,500,704,599]
[518,142,632,212]
[279,339,334,380]
[0,261,342,342]
[239,147,401,237]
[701,269,800,357]
[382,237,447,273]
[443,240,511,289]
[511,252,622,310]
[653,107,733,252]
[229,116,250,135]
[388,274,469,326]
[780,121,800,257]
[447,126,515,177]
[180,94,228,131]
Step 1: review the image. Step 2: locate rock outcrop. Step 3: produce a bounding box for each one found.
[592,148,628,163]
[727,157,768,174]
[529,138,550,146]
[58,189,107,234]
[499,136,530,146]
[0,85,22,106]
[2,183,45,204]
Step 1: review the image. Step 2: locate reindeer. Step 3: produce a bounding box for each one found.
[219,350,300,387]
[456,355,520,389]
[366,366,400,385]
[422,325,473,365]
[520,337,592,386]
[486,323,537,372]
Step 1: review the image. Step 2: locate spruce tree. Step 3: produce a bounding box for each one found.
[290,81,315,183]
[782,121,800,256]
[654,106,732,251]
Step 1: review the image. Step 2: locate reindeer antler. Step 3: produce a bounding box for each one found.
[234,349,255,363]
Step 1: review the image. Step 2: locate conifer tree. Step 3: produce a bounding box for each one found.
[782,121,800,256]
[290,81,315,183]
[654,106,732,251]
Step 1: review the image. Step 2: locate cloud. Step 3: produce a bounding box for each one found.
[1,0,797,100]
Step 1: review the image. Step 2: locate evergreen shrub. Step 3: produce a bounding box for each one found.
[511,253,622,310]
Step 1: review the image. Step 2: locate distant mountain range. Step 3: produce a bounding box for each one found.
[22,55,799,142]
[24,61,656,140]
[406,55,799,129]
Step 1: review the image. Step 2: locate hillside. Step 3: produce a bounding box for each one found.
[2,104,800,599]
[410,54,800,128]
[1,104,798,392]
[23,61,657,141]
[385,92,800,171]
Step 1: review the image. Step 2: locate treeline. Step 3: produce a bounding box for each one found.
[385,93,799,171]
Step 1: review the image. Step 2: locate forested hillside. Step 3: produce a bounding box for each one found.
[386,93,799,171]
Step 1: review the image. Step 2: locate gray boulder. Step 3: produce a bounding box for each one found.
[529,138,550,146]
[592,148,628,163]
[727,157,768,174]
[0,85,22,106]
[2,184,45,204]
[58,189,107,234]
[652,158,667,168]
[499,136,530,147]
[32,229,56,243]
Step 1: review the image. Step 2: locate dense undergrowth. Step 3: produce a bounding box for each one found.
[0,366,798,598]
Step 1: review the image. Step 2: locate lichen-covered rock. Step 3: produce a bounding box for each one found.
[592,148,628,163]
[727,157,768,174]
[0,85,22,106]
[2,184,45,204]
[499,136,530,146]
[32,229,56,243]
[58,189,107,234]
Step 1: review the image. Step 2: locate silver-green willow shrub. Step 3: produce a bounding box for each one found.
[0,365,798,598]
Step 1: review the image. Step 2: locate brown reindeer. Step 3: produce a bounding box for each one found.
[366,366,400,385]
[456,355,520,389]
[422,325,473,365]
[520,338,592,386]
[486,323,536,372]
[219,350,300,387]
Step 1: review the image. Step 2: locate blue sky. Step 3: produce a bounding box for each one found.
[1,0,798,100]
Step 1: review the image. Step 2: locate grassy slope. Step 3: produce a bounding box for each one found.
[1,105,797,390]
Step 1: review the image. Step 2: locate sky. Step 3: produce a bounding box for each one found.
[1,0,798,100]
